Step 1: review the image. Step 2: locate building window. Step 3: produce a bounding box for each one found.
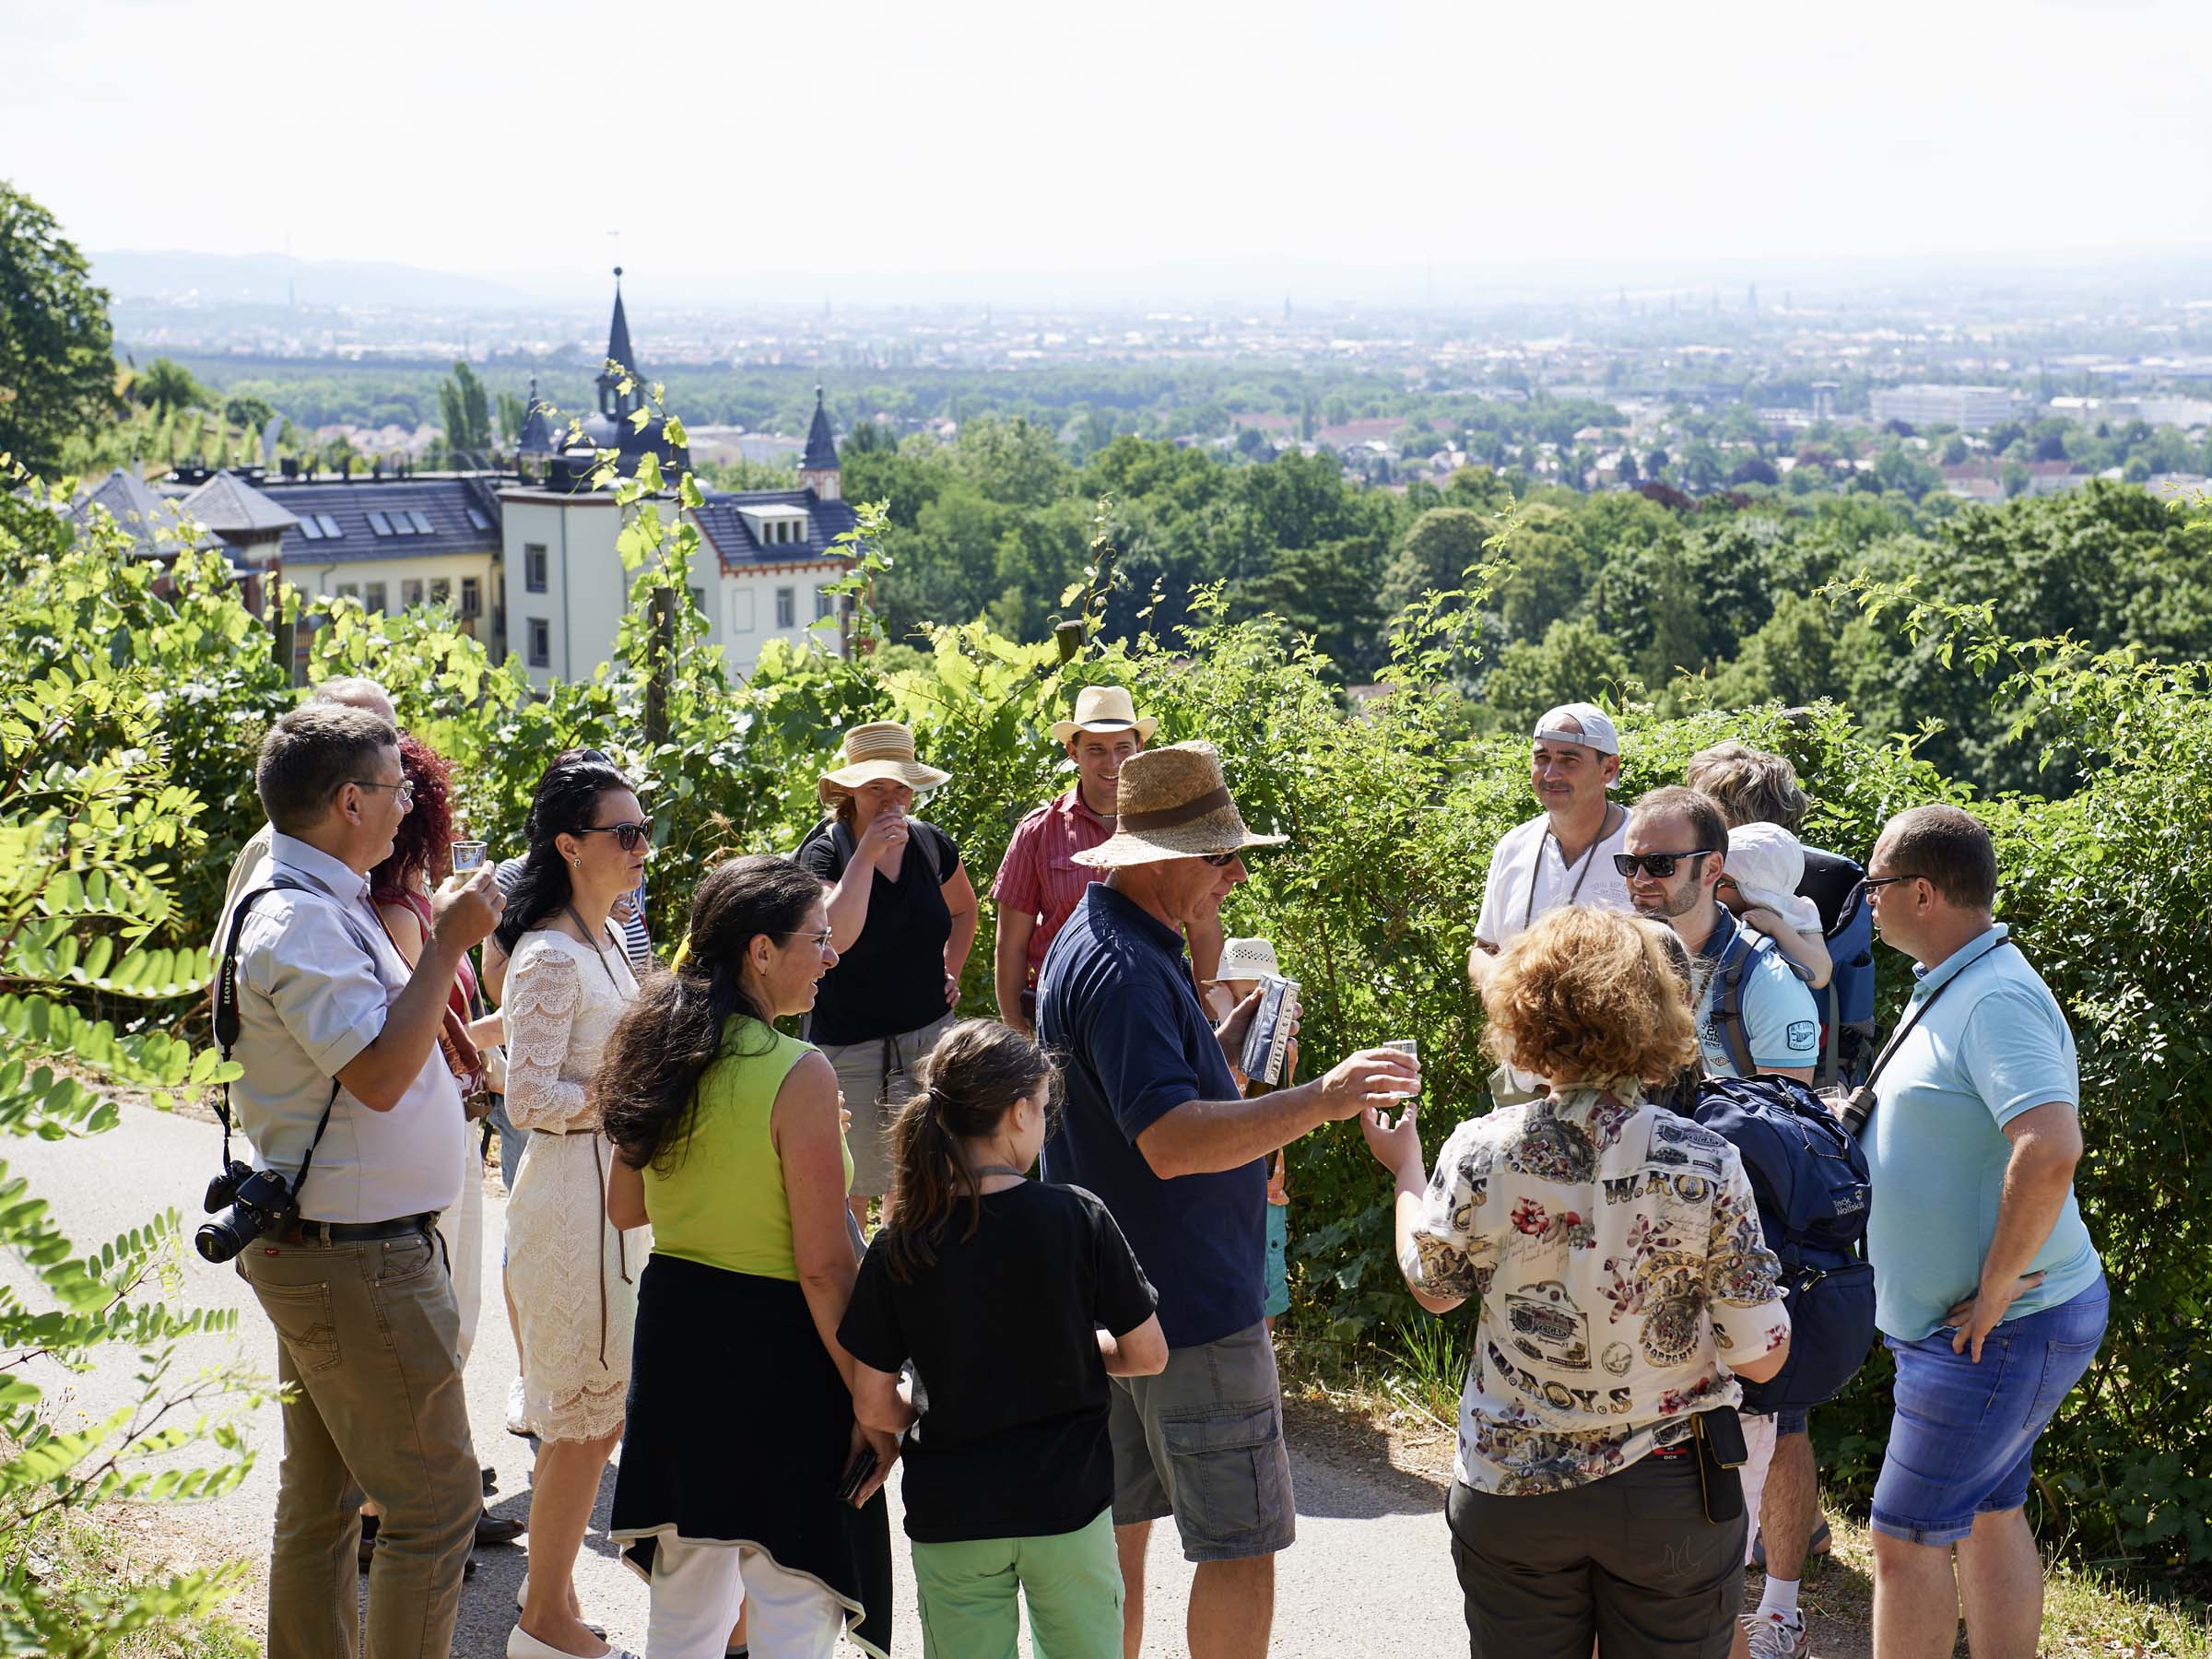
[407,510,434,535]
[776,586,795,629]
[688,585,706,614]
[524,543,547,593]
[429,578,452,606]
[814,587,835,621]
[367,511,394,536]
[528,618,550,667]
[460,578,481,618]
[402,578,424,607]
[466,507,491,531]
[365,582,388,613]
[300,517,324,541]
[730,589,756,634]
[337,582,360,601]
[317,514,343,538]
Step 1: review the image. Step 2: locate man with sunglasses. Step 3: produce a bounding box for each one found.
[1623,786,1820,1088]
[1856,806,2103,1659]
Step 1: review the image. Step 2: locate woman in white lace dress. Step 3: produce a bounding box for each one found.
[496,757,653,1659]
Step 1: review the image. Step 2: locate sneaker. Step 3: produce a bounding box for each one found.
[1740,1610,1809,1659]
[506,1376,531,1438]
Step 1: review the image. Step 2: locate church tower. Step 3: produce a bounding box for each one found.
[798,386,842,502]
[596,266,643,425]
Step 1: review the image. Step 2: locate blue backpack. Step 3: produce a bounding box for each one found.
[1692,1075,1877,1414]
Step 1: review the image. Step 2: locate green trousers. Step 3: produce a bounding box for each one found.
[912,1508,1123,1659]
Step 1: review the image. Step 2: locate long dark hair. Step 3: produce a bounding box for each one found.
[599,855,824,1172]
[877,1019,1057,1284]
[494,758,632,953]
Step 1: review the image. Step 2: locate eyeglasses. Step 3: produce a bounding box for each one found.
[1197,850,1242,868]
[779,928,835,950]
[1613,850,1717,879]
[1859,873,1925,899]
[349,779,415,809]
[576,818,653,853]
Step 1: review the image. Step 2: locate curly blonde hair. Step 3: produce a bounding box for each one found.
[1482,907,1699,1088]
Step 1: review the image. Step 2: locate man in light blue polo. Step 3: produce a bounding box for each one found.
[1858,806,2104,1659]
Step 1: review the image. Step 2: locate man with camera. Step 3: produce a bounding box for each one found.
[211,702,504,1659]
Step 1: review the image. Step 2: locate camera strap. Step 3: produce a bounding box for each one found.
[1841,935,2015,1138]
[215,877,337,1186]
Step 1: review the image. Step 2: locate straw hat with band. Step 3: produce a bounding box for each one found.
[817,721,950,806]
[1071,741,1286,869]
[1050,685,1159,746]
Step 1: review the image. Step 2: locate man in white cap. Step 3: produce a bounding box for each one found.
[1468,703,1633,1098]
[993,685,1222,1034]
[1037,742,1416,1659]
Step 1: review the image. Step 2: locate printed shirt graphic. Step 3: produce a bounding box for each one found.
[1405,1088,1788,1496]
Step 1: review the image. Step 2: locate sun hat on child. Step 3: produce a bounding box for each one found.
[1724,822,1822,936]
[1204,938,1283,984]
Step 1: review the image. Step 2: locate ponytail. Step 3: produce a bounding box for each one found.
[877,1019,1057,1284]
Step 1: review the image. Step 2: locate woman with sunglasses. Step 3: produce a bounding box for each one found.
[496,756,653,1659]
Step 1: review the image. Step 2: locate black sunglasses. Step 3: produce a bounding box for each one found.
[576,818,653,853]
[1613,850,1717,879]
[1197,850,1243,868]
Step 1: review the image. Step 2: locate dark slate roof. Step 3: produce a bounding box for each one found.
[690,488,860,571]
[605,272,639,380]
[802,387,840,471]
[255,478,503,566]
[67,468,210,557]
[516,377,558,456]
[182,470,300,536]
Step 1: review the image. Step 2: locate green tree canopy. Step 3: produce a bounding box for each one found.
[0,182,120,473]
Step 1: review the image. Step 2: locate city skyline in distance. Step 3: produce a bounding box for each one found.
[12,0,2210,308]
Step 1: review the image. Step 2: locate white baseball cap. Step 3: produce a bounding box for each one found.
[1533,702,1620,757]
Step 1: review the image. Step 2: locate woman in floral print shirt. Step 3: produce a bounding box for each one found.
[1362,906,1791,1659]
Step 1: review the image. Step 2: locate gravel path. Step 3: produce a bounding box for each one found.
[12,1098,1476,1657]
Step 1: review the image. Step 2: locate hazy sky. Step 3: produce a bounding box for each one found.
[8,0,2210,301]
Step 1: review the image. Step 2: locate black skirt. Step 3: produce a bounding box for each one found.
[610,1253,893,1657]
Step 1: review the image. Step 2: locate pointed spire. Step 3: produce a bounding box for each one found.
[606,266,636,376]
[802,385,839,472]
[597,267,643,421]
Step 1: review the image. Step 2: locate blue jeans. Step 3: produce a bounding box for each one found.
[1871,1275,2108,1546]
[486,1096,524,1194]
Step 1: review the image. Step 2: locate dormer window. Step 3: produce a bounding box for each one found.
[737,505,810,548]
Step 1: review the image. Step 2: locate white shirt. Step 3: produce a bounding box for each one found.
[1475,806,1634,949]
[216,832,465,1223]
[1476,806,1633,1092]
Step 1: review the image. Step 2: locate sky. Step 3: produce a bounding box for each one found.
[7,0,2210,305]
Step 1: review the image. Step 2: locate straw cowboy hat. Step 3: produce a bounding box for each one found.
[1049,685,1158,746]
[1071,741,1287,868]
[1204,937,1283,984]
[818,722,951,803]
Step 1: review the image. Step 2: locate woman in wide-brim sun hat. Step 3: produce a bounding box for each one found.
[800,722,977,1231]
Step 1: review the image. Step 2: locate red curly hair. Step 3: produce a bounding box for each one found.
[369,733,457,900]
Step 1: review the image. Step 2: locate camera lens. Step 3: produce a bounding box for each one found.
[194,1214,250,1263]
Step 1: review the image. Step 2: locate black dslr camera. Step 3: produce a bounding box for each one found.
[195,1159,300,1263]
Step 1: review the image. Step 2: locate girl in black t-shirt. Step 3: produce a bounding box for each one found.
[838,1019,1164,1659]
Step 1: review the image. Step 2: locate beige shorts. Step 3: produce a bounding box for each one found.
[818,1013,956,1198]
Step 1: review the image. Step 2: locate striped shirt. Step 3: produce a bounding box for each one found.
[991,788,1112,987]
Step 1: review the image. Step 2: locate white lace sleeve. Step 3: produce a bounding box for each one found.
[505,948,590,1131]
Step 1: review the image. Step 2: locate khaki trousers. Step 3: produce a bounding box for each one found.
[239,1224,480,1659]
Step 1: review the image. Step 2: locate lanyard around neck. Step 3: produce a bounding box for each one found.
[563,905,627,994]
[1524,802,1622,929]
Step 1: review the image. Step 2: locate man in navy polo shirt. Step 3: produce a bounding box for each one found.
[1038,741,1417,1659]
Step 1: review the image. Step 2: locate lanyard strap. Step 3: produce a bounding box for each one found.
[1865,935,2016,1093]
[1524,802,1623,929]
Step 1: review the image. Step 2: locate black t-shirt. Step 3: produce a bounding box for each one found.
[837,1181,1158,1544]
[798,820,961,1045]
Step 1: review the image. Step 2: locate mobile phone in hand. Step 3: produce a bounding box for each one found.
[835,1446,877,1506]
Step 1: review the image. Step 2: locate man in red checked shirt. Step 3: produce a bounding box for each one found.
[993,686,1225,1034]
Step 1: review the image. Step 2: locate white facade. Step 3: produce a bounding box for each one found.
[499,488,847,687]
[1869,385,2018,432]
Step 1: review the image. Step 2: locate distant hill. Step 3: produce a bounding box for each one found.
[88,250,527,310]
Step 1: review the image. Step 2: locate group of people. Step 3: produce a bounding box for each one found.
[212,675,2103,1659]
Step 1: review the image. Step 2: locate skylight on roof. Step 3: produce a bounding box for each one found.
[367,511,394,535]
[407,511,434,535]
[465,508,491,531]
[300,517,324,540]
[317,514,342,537]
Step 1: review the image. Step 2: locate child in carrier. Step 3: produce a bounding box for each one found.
[837,1019,1167,1659]
[1718,821,1831,989]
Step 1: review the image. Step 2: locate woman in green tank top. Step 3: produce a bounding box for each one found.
[597,855,898,1659]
